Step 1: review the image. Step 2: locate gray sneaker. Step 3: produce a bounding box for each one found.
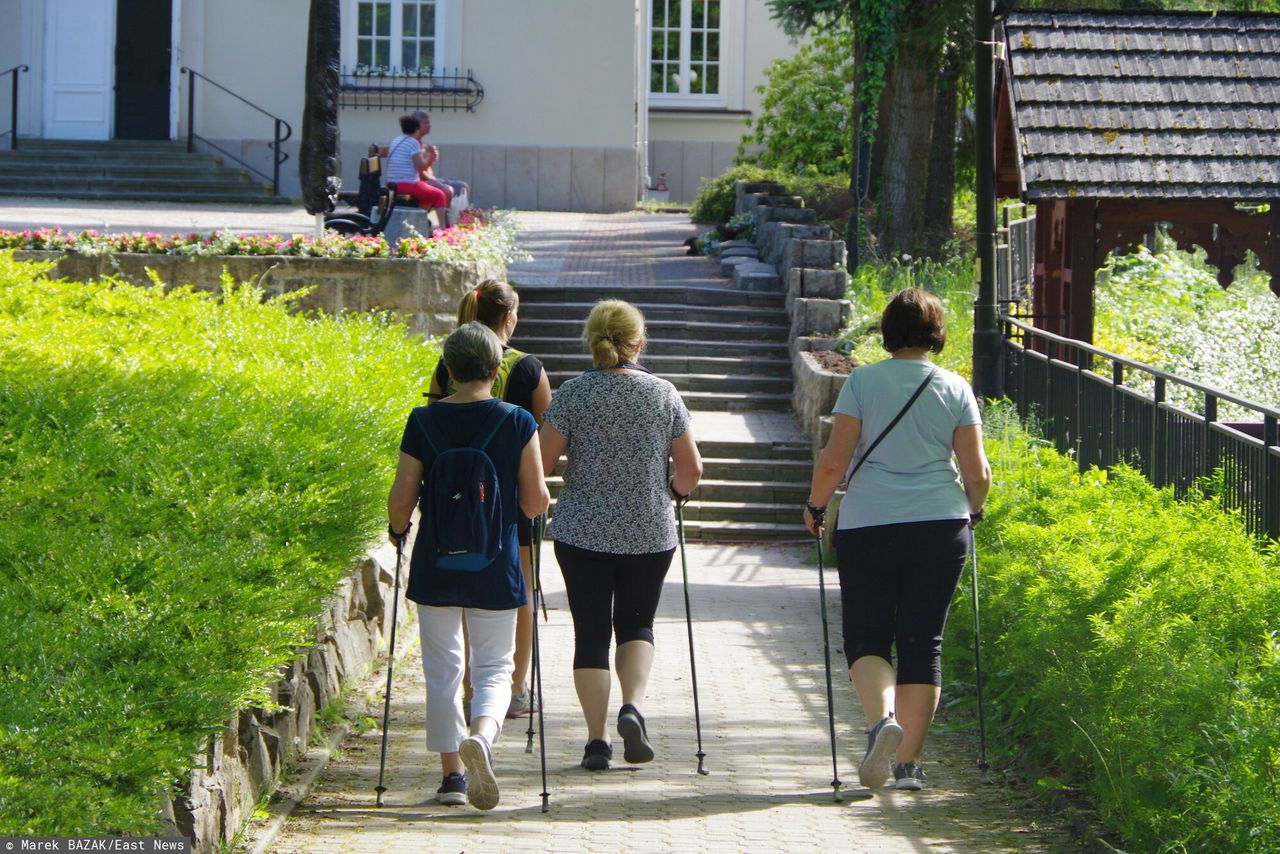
[458,734,499,810]
[858,714,903,789]
[892,761,926,791]
[506,690,537,719]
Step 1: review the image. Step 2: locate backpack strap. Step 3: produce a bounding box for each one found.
[475,402,518,451]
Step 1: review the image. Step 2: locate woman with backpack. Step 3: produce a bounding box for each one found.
[388,322,550,810]
[428,279,552,721]
[802,288,991,791]
[539,299,703,771]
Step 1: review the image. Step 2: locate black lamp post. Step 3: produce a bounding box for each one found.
[972,0,1003,399]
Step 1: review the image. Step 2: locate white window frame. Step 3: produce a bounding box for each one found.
[342,0,452,77]
[648,0,741,109]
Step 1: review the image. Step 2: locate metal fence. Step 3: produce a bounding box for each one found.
[1001,316,1280,540]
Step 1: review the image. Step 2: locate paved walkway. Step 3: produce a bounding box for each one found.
[243,541,1070,854]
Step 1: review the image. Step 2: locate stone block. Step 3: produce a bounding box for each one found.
[505,146,539,211]
[754,205,817,228]
[604,148,639,213]
[537,147,572,211]
[382,207,435,251]
[735,180,787,215]
[792,349,847,442]
[472,145,507,209]
[359,261,420,314]
[759,222,834,267]
[570,148,606,213]
[790,297,853,341]
[720,255,754,278]
[719,246,758,259]
[782,238,847,272]
[758,195,803,208]
[720,239,756,251]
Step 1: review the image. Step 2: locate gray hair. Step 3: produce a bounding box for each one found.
[443,321,502,383]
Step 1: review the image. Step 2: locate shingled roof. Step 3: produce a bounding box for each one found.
[1001,11,1280,201]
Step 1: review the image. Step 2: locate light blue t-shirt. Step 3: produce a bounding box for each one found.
[833,358,981,530]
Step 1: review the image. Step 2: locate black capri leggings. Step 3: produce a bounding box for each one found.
[554,541,675,671]
[835,519,968,686]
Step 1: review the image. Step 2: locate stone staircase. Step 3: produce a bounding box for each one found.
[510,274,813,542]
[0,140,289,204]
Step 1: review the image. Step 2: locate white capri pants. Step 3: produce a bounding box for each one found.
[418,605,518,752]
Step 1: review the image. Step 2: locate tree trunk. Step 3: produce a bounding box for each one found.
[923,54,959,257]
[877,59,938,256]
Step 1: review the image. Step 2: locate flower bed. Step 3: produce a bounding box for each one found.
[4,210,525,338]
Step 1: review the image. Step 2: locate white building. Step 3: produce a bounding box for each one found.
[0,0,800,209]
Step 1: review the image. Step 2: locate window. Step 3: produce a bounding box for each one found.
[349,0,443,74]
[650,0,722,102]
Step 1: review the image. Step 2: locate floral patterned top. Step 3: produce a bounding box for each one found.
[544,370,692,554]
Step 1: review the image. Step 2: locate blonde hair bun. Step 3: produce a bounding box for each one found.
[584,300,645,369]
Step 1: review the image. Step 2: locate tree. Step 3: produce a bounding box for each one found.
[299,0,341,216]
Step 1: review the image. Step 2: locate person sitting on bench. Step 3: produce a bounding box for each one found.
[385,114,450,228]
[413,110,470,210]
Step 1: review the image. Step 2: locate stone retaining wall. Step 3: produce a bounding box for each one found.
[727,181,851,448]
[13,251,504,338]
[158,540,416,853]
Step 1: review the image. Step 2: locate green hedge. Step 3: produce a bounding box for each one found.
[945,408,1280,852]
[0,254,438,834]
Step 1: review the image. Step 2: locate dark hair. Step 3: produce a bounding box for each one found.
[456,279,519,331]
[398,114,419,135]
[880,288,947,353]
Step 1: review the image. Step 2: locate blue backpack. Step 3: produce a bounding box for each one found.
[418,403,517,572]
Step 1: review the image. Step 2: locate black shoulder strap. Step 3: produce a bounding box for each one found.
[416,401,513,455]
[845,366,938,484]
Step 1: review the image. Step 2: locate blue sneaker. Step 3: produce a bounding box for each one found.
[893,761,926,791]
[436,771,466,805]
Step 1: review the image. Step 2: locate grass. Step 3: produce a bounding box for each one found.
[0,253,439,834]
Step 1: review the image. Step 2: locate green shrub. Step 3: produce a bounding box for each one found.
[738,23,854,176]
[688,164,785,224]
[0,254,438,834]
[840,254,974,378]
[944,407,1280,852]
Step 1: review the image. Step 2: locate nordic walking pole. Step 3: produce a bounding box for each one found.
[525,523,537,755]
[532,513,550,811]
[969,527,990,773]
[814,525,843,802]
[374,530,407,807]
[675,502,709,775]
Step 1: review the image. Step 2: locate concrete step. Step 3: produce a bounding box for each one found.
[511,335,789,360]
[510,282,785,310]
[517,300,785,326]
[550,476,807,504]
[530,352,791,378]
[0,174,266,194]
[680,390,791,412]
[698,439,811,462]
[697,456,811,481]
[546,370,792,396]
[0,186,293,205]
[514,317,790,342]
[0,160,230,179]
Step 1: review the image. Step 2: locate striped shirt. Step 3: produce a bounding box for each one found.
[385,134,421,184]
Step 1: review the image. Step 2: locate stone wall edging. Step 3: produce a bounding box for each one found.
[12,251,505,339]
[161,540,416,853]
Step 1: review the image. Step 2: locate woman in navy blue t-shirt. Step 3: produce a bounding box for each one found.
[388,322,549,810]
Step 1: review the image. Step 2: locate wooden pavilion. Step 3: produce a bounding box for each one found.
[994,11,1280,344]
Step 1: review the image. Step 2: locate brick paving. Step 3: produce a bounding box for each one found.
[245,541,1070,854]
[240,213,1074,854]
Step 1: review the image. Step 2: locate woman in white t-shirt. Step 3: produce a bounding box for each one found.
[803,288,992,792]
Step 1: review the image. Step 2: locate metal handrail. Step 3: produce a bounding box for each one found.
[1002,314,1280,421]
[180,67,293,194]
[2,65,29,151]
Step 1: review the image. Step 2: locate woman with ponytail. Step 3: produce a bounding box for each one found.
[428,279,552,720]
[539,300,702,771]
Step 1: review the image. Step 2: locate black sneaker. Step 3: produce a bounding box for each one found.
[892,761,926,791]
[617,704,655,764]
[581,739,612,771]
[858,714,903,789]
[435,771,467,805]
